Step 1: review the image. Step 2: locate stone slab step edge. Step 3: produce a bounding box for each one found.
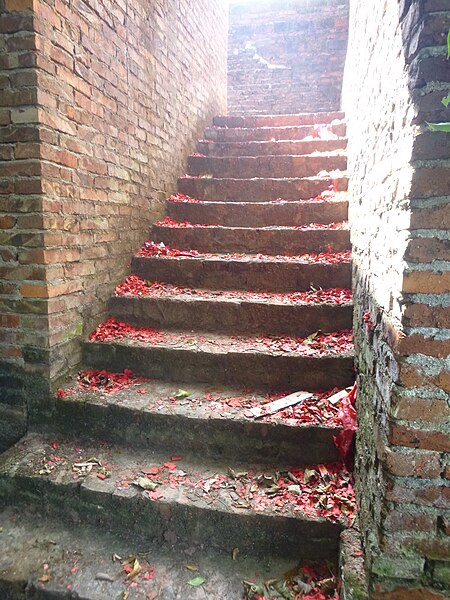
[212,111,345,128]
[0,433,343,560]
[198,138,347,157]
[151,223,350,256]
[204,122,346,142]
[108,293,353,337]
[177,175,348,202]
[186,153,347,179]
[167,196,348,227]
[132,254,352,292]
[33,380,342,465]
[0,505,305,600]
[83,337,354,390]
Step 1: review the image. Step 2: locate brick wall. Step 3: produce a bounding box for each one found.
[0,0,227,451]
[343,0,450,597]
[228,0,349,115]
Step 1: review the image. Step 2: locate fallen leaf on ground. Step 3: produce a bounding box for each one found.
[133,477,158,491]
[186,576,206,586]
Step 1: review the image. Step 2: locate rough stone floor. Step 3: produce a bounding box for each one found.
[0,112,364,599]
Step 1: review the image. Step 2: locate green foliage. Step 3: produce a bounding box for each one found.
[427,30,450,132]
[427,122,450,132]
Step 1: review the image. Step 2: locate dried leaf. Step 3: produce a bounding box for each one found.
[232,547,239,561]
[304,468,317,483]
[133,477,158,491]
[95,572,115,582]
[186,576,205,586]
[185,564,199,572]
[125,558,141,579]
[175,389,192,399]
[38,574,51,583]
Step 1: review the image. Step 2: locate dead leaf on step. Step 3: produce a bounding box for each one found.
[303,468,317,483]
[122,557,141,579]
[147,592,158,600]
[303,331,320,345]
[133,477,158,491]
[175,389,192,399]
[38,574,51,583]
[185,564,199,571]
[95,572,115,582]
[232,547,239,561]
[186,576,205,586]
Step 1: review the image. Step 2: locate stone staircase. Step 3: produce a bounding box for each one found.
[0,111,358,599]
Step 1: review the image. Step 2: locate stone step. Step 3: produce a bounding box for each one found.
[212,111,345,128]
[167,193,348,227]
[178,175,348,202]
[198,137,347,157]
[187,153,347,178]
[204,122,346,142]
[0,433,353,559]
[151,221,350,255]
[109,279,353,336]
[131,249,352,292]
[84,324,354,390]
[37,378,348,464]
[1,504,319,600]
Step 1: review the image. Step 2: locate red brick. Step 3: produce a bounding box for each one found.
[372,585,447,600]
[382,447,442,478]
[5,0,34,10]
[0,314,20,328]
[391,396,450,423]
[386,480,449,508]
[389,423,450,452]
[402,271,450,294]
[410,205,450,230]
[403,303,450,328]
[397,334,450,358]
[405,238,450,263]
[383,509,435,533]
[0,216,16,229]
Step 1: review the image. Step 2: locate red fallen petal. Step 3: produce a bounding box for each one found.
[142,467,160,475]
[163,462,177,471]
[50,441,58,449]
[136,388,147,394]
[97,473,106,480]
[147,490,163,500]
[171,456,183,461]
[57,389,69,398]
[71,566,78,574]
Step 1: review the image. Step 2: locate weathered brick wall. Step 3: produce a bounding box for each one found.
[343,0,450,597]
[0,0,42,450]
[0,0,227,450]
[228,0,348,115]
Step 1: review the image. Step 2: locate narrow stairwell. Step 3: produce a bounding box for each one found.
[0,112,357,599]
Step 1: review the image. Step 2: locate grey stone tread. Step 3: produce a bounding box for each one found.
[151,222,350,255]
[212,111,345,127]
[37,379,344,463]
[198,138,347,157]
[203,123,346,142]
[83,323,354,389]
[131,253,352,292]
[177,174,348,202]
[166,194,349,227]
[186,152,347,178]
[0,505,297,599]
[108,290,353,336]
[0,434,347,559]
